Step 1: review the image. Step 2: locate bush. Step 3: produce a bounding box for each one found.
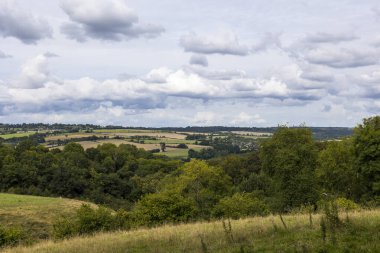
[76,205,115,235]
[0,225,25,248]
[53,218,77,239]
[176,143,188,149]
[132,191,197,226]
[213,193,269,219]
[54,204,129,239]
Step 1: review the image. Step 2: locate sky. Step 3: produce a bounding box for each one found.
[0,0,379,127]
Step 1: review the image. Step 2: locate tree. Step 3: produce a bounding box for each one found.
[317,138,357,198]
[172,160,232,218]
[160,142,166,152]
[353,116,380,201]
[260,127,319,211]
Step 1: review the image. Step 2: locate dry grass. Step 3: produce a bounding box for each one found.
[5,209,380,253]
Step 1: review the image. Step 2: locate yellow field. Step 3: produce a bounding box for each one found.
[46,132,189,141]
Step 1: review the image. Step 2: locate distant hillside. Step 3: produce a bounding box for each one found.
[1,123,353,141]
[5,209,380,253]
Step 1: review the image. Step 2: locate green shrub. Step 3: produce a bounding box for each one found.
[213,193,269,219]
[132,191,197,226]
[176,144,188,149]
[54,204,129,239]
[76,205,115,234]
[53,218,77,239]
[335,198,360,211]
[0,225,25,248]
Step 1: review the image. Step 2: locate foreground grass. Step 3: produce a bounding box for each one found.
[0,193,94,241]
[5,209,380,253]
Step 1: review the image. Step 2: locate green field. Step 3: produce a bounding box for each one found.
[0,132,37,139]
[5,209,380,253]
[0,193,94,241]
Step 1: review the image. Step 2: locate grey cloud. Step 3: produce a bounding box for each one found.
[275,64,332,92]
[44,52,59,58]
[60,0,164,42]
[373,6,380,19]
[288,89,324,101]
[189,54,208,67]
[0,1,52,44]
[180,32,249,56]
[299,67,335,83]
[353,69,380,99]
[303,32,357,44]
[0,50,12,58]
[322,104,332,112]
[305,48,379,68]
[372,36,380,47]
[60,23,87,42]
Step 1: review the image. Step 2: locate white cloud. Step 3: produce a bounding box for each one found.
[180,31,250,56]
[230,112,266,125]
[192,111,217,125]
[0,54,329,117]
[14,54,52,89]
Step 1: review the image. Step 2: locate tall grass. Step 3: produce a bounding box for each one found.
[4,209,380,253]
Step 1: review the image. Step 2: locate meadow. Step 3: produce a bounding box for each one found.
[4,209,380,253]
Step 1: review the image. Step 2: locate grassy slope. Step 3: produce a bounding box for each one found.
[5,210,380,253]
[0,193,93,240]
